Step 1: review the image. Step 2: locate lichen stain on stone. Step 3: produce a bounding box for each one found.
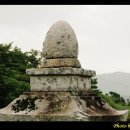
[43,83,46,85]
[12,97,37,113]
[43,93,72,113]
[47,86,51,91]
[83,83,86,88]
[47,77,57,84]
[48,68,54,74]
[59,68,65,73]
[38,77,41,80]
[67,86,73,92]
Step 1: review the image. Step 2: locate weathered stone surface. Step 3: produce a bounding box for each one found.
[0,92,128,121]
[42,21,78,59]
[26,67,96,93]
[26,67,96,77]
[0,92,89,121]
[39,58,81,68]
[30,75,91,91]
[0,110,128,121]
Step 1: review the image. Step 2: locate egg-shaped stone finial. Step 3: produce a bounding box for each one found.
[42,21,78,59]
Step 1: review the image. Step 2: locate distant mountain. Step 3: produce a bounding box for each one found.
[97,72,130,100]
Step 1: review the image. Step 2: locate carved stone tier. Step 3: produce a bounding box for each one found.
[26,67,96,92]
[39,58,81,68]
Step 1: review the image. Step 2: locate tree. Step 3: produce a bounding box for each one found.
[127,99,130,106]
[0,43,41,108]
[109,91,126,105]
[90,77,102,95]
[89,77,130,120]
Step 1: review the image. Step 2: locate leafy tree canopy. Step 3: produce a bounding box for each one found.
[0,43,41,108]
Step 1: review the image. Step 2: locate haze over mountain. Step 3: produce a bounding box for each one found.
[97,72,130,100]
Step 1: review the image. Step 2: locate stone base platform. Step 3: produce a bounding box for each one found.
[0,92,128,121]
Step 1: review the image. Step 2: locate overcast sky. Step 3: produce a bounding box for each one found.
[0,5,130,74]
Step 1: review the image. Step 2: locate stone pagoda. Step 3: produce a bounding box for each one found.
[0,21,128,121]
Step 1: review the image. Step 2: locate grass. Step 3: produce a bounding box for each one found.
[101,94,130,121]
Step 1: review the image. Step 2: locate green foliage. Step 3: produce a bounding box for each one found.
[90,77,102,95]
[109,91,126,105]
[127,99,130,106]
[90,77,130,121]
[0,43,41,108]
[101,93,130,121]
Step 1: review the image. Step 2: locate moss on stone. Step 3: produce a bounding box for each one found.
[12,97,37,113]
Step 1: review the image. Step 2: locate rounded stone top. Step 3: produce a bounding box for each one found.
[42,21,78,59]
